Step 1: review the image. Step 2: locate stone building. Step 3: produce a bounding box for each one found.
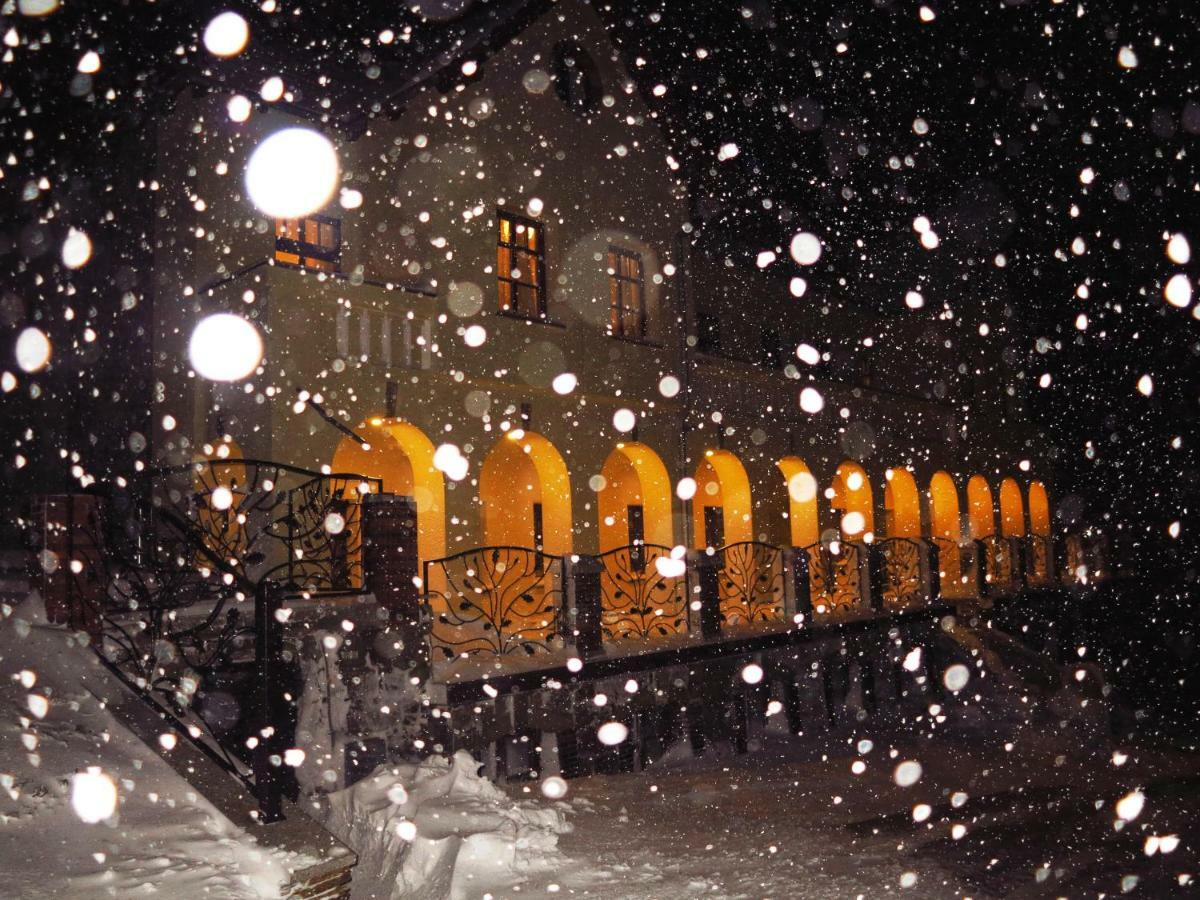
[151,0,1054,584]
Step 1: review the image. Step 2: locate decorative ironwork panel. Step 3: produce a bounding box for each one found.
[929,537,966,598]
[286,472,376,591]
[805,541,864,616]
[37,461,383,822]
[715,542,785,626]
[959,540,983,597]
[980,535,1014,594]
[1027,535,1052,584]
[880,538,924,608]
[57,460,379,706]
[1064,534,1086,583]
[424,547,564,660]
[597,544,688,640]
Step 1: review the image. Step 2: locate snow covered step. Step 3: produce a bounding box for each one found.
[76,637,359,898]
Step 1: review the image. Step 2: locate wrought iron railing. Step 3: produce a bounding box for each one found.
[597,543,689,640]
[977,534,1018,595]
[423,546,565,660]
[710,541,787,626]
[1026,534,1053,585]
[42,459,381,821]
[286,470,378,591]
[876,537,925,609]
[929,536,970,598]
[804,540,866,616]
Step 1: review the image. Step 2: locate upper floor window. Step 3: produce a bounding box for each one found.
[553,41,602,116]
[497,211,545,318]
[607,246,646,340]
[275,215,340,271]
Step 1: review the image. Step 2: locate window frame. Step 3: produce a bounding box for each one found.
[553,40,602,116]
[274,214,341,271]
[496,209,547,320]
[606,245,647,342]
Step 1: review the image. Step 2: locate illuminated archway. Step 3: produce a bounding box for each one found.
[831,461,874,540]
[1027,481,1052,582]
[1028,481,1051,536]
[778,456,819,548]
[692,449,753,549]
[883,468,921,538]
[479,430,572,555]
[999,478,1026,537]
[331,418,447,565]
[966,475,995,540]
[929,471,963,596]
[598,442,673,552]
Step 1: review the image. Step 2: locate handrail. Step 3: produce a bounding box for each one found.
[142,457,381,486]
[708,539,787,554]
[426,544,561,566]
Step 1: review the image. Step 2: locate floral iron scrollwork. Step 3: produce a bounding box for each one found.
[424,546,564,660]
[597,543,688,640]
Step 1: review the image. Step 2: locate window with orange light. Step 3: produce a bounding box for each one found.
[497,211,545,318]
[275,215,340,271]
[607,246,645,340]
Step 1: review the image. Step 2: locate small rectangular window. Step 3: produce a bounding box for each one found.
[497,211,546,318]
[275,215,340,271]
[607,246,646,340]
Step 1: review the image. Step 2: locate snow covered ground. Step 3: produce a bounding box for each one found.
[6,588,1200,900]
[473,729,1200,899]
[0,596,296,899]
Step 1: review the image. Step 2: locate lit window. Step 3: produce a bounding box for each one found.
[497,211,545,318]
[275,215,340,271]
[607,246,645,340]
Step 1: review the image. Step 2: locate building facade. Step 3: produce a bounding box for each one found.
[149,0,1058,597]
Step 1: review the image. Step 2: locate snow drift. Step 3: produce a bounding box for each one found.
[322,750,571,900]
[0,592,292,899]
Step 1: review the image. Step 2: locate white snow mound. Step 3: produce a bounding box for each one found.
[323,750,571,900]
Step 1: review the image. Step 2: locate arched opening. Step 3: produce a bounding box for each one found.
[331,418,447,566]
[692,449,753,549]
[999,477,1026,537]
[883,468,921,538]
[966,475,995,539]
[881,468,922,606]
[831,461,874,540]
[778,456,819,548]
[929,472,961,542]
[1027,481,1052,582]
[479,430,572,555]
[1028,482,1051,536]
[598,442,673,552]
[929,471,963,595]
[967,474,1006,591]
